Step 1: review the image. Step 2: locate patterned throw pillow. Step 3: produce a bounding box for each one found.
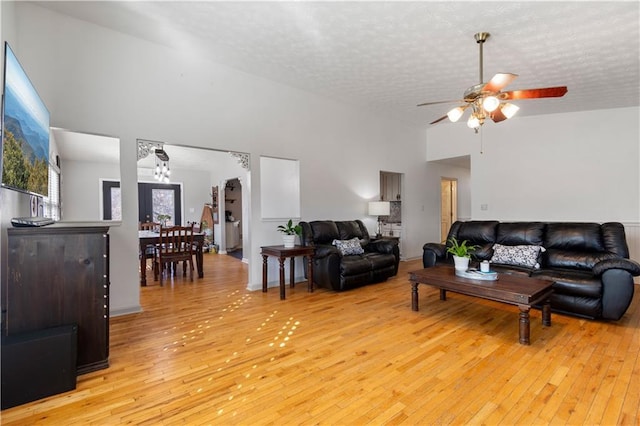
[490,244,546,269]
[332,238,365,256]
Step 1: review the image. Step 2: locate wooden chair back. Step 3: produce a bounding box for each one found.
[139,222,159,231]
[155,224,195,285]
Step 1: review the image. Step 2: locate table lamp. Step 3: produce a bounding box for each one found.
[368,201,390,238]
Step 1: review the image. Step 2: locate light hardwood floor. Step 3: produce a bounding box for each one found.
[2,253,639,425]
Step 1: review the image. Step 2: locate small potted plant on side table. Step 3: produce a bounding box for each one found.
[446,237,478,271]
[277,219,302,248]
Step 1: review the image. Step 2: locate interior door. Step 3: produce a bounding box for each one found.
[440,178,457,243]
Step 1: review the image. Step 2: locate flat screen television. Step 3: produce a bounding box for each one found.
[1,41,50,197]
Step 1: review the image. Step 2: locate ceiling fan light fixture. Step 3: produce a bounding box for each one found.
[467,114,480,129]
[482,96,500,112]
[447,106,464,122]
[501,102,520,119]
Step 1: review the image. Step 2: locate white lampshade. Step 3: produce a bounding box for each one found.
[368,201,390,216]
[467,114,480,129]
[482,96,500,112]
[447,106,464,123]
[501,102,520,119]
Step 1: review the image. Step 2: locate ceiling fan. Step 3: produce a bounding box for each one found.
[418,32,568,132]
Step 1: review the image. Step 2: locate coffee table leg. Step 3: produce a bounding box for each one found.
[411,282,419,311]
[519,306,531,345]
[542,301,551,327]
[440,289,447,301]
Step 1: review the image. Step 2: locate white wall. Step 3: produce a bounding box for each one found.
[12,4,436,312]
[427,107,640,222]
[62,160,119,221]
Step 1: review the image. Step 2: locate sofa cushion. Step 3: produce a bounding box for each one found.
[497,222,545,246]
[533,269,602,298]
[456,221,498,245]
[340,256,371,276]
[545,223,605,252]
[309,221,340,244]
[490,244,545,269]
[332,238,364,256]
[366,253,396,270]
[336,221,365,241]
[545,249,612,271]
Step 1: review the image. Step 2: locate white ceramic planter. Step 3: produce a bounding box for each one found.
[453,255,470,271]
[282,234,296,248]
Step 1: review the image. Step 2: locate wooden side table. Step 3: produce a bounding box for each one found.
[261,245,315,300]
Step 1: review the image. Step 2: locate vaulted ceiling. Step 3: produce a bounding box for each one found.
[35,1,639,126]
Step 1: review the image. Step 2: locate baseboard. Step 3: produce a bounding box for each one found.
[110,305,143,317]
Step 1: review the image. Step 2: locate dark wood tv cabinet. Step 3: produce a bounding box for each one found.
[4,224,111,374]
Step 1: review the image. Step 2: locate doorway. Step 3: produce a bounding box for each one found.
[224,178,243,260]
[440,178,458,243]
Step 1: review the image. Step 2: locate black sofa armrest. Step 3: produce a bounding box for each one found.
[423,243,447,258]
[365,239,396,254]
[423,242,447,268]
[593,258,640,277]
[313,244,341,259]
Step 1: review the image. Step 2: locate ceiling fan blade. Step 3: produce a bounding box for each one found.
[490,108,507,123]
[417,99,465,107]
[501,86,568,100]
[430,115,449,125]
[483,73,518,93]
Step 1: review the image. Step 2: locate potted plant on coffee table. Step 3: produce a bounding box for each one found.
[277,219,302,248]
[446,237,479,271]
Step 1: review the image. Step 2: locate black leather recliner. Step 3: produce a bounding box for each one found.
[423,221,640,320]
[300,220,400,292]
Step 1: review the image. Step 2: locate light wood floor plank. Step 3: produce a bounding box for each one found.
[1,253,639,424]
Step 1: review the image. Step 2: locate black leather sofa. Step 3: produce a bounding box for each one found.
[423,221,640,320]
[300,220,400,291]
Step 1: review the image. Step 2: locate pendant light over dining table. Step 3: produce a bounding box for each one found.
[154,148,171,183]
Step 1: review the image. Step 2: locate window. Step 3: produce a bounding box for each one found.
[102,181,121,220]
[101,181,181,224]
[138,182,182,225]
[43,163,61,220]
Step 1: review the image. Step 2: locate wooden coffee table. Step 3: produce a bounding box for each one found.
[409,266,553,345]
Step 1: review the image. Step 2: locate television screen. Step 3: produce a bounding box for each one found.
[1,42,50,197]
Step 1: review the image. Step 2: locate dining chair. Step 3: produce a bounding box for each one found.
[139,221,159,231]
[139,222,160,272]
[154,224,195,286]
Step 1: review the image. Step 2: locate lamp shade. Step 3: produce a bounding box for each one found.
[447,106,464,123]
[501,102,520,119]
[368,201,390,216]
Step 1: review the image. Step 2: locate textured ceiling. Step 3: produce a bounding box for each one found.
[36,1,639,126]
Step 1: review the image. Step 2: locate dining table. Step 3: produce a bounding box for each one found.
[138,230,205,286]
